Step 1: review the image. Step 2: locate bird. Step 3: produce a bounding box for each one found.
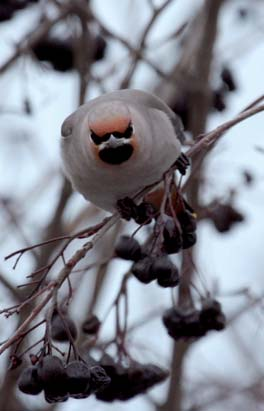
[60,89,187,215]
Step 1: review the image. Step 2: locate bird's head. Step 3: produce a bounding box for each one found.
[87,101,136,165]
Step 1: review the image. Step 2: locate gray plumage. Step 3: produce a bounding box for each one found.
[61,89,184,211]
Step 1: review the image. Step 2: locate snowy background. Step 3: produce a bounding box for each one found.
[0,1,264,410]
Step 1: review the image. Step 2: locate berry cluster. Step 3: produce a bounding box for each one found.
[212,66,237,112]
[18,354,168,403]
[161,210,197,253]
[163,299,225,340]
[171,66,237,129]
[0,0,38,23]
[115,236,179,287]
[116,197,157,225]
[32,34,106,72]
[115,206,196,287]
[96,355,169,402]
[131,255,179,287]
[18,355,110,402]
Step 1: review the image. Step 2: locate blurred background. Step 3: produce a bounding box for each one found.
[0,0,264,410]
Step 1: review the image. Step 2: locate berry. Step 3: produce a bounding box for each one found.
[115,235,142,261]
[93,34,107,61]
[44,391,69,403]
[200,299,226,331]
[65,361,91,398]
[32,33,106,72]
[237,7,248,20]
[131,256,156,284]
[163,302,226,341]
[18,366,42,395]
[96,356,169,402]
[212,89,226,112]
[163,307,205,340]
[119,363,169,400]
[0,5,14,22]
[162,216,182,254]
[51,310,77,342]
[32,38,73,72]
[95,355,123,402]
[210,203,244,233]
[151,256,179,288]
[9,354,22,370]
[182,231,197,249]
[221,67,237,92]
[38,355,67,401]
[82,314,101,335]
[178,210,197,232]
[90,365,111,393]
[134,201,156,225]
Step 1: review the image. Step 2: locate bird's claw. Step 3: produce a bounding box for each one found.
[174,153,190,175]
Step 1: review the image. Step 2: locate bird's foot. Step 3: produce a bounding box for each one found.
[174,153,190,175]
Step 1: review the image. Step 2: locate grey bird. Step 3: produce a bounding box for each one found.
[61,89,185,212]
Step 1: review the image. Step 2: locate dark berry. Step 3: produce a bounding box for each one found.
[9,354,22,370]
[65,361,91,398]
[210,203,244,233]
[243,170,253,186]
[90,365,111,393]
[44,391,69,403]
[163,307,205,340]
[93,34,107,61]
[182,231,197,249]
[82,314,101,335]
[237,8,248,20]
[95,356,124,402]
[116,197,138,221]
[38,355,67,399]
[221,67,237,92]
[212,89,226,112]
[131,256,156,284]
[151,256,179,288]
[120,363,169,400]
[162,216,182,254]
[134,201,156,224]
[51,310,77,342]
[178,210,197,232]
[96,357,169,402]
[31,32,106,72]
[0,5,14,22]
[18,366,42,395]
[32,38,73,72]
[200,299,226,331]
[115,235,142,261]
[29,354,38,365]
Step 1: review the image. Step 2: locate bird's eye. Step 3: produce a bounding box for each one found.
[123,123,133,139]
[90,131,102,146]
[111,124,133,139]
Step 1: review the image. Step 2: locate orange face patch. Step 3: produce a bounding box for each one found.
[89,115,131,138]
